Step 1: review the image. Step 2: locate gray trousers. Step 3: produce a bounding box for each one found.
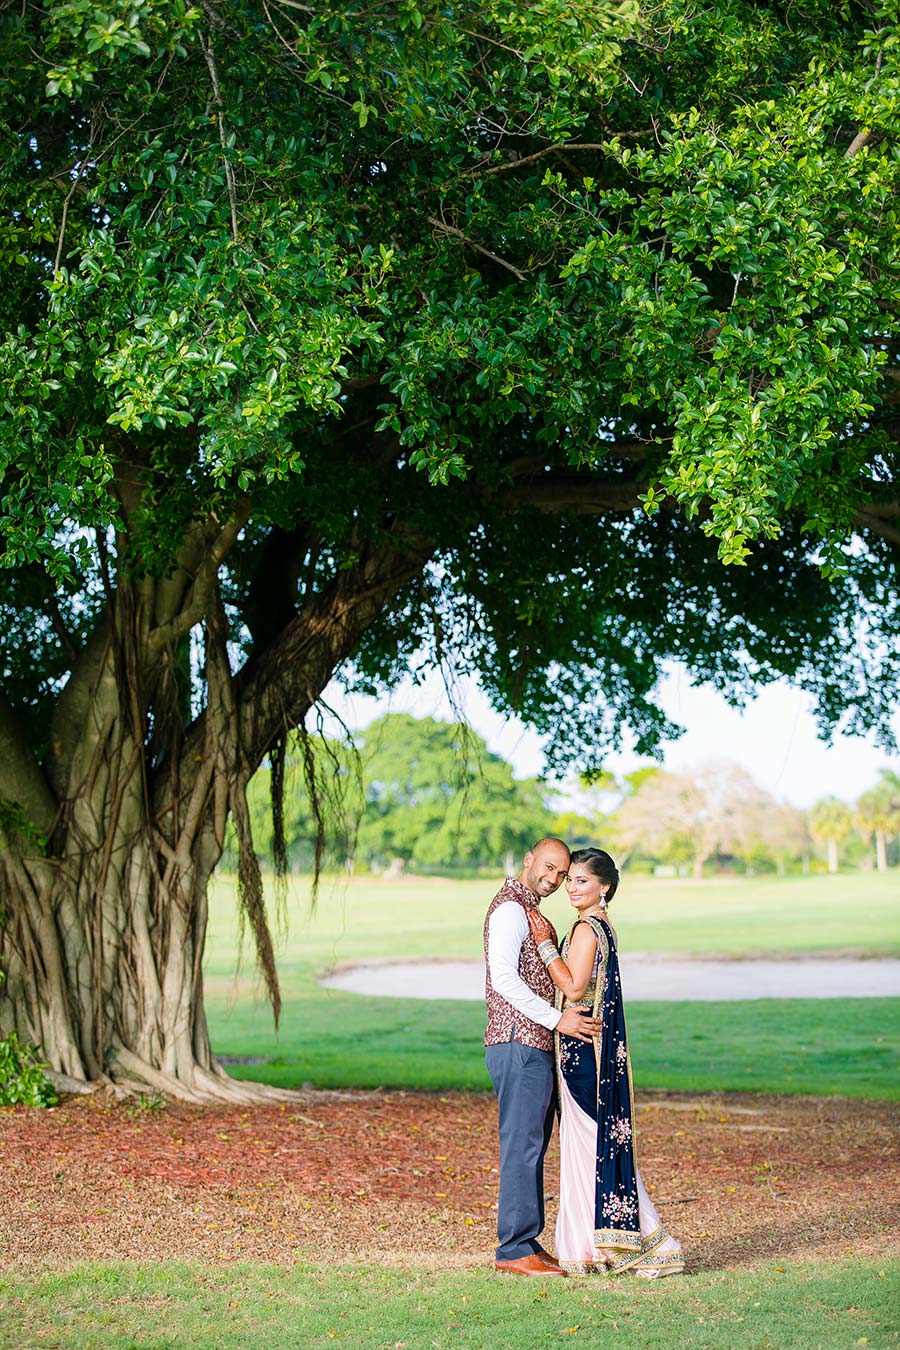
[485,1040,556,1260]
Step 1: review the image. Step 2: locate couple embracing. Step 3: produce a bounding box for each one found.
[484,837,684,1279]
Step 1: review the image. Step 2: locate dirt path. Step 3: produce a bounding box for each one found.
[1,1090,897,1273]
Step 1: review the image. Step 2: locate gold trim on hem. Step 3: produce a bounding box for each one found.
[605,1224,668,1276]
[631,1252,685,1280]
[594,1226,642,1252]
[561,1260,608,1276]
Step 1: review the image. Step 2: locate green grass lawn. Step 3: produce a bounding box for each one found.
[204,871,900,1100]
[210,986,900,1100]
[205,869,900,970]
[1,1258,897,1349]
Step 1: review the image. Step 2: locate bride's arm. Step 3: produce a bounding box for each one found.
[527,912,597,1002]
[546,922,597,1001]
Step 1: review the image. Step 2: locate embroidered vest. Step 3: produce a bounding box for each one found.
[483,877,555,1052]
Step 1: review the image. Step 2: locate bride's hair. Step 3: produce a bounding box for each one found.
[569,847,620,905]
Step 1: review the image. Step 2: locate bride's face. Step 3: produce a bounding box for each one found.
[565,864,603,911]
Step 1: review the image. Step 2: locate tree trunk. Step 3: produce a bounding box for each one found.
[0,529,431,1100]
[875,829,887,873]
[692,851,708,880]
[827,838,839,873]
[0,824,238,1102]
[0,644,232,1099]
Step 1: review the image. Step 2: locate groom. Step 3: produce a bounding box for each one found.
[483,837,604,1276]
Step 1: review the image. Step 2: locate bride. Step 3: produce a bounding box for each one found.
[528,847,684,1278]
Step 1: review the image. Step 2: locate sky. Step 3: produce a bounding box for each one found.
[319,662,900,810]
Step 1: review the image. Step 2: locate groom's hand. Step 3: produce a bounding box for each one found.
[557,1008,603,1041]
[527,909,558,947]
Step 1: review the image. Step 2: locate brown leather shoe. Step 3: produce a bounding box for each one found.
[495,1253,567,1277]
[533,1246,566,1273]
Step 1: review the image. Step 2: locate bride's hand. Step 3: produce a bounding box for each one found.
[527,908,558,948]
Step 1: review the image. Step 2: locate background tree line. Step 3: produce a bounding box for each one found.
[233,714,548,875]
[570,763,900,878]
[232,715,900,878]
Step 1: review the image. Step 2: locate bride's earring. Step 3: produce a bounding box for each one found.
[598,891,608,911]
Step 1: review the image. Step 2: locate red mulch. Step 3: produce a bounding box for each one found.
[1,1089,898,1272]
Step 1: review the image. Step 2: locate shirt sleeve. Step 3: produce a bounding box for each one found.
[487,901,562,1031]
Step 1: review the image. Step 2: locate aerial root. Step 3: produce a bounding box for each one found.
[45,1048,313,1107]
[44,1070,105,1096]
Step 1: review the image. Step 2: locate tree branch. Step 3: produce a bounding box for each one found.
[426,215,526,281]
[156,527,432,826]
[845,36,886,160]
[200,30,240,246]
[501,474,646,515]
[46,591,80,664]
[52,113,97,277]
[503,442,650,479]
[0,686,57,836]
[44,616,115,801]
[474,141,641,177]
[148,504,250,656]
[854,507,900,548]
[845,129,877,158]
[233,530,434,768]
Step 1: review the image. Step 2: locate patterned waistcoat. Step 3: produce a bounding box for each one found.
[483,877,555,1052]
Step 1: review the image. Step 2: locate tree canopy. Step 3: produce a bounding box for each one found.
[3,0,900,766]
[1,0,898,1095]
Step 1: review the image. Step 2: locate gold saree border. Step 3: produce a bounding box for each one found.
[594,1225,643,1252]
[605,1223,671,1275]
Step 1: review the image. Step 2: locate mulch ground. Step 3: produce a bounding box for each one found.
[1,1089,898,1273]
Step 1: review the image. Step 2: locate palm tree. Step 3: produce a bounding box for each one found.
[809,796,854,874]
[856,772,900,872]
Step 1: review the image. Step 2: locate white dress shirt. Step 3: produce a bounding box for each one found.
[487,900,562,1031]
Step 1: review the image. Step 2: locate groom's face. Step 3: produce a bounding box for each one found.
[522,843,570,901]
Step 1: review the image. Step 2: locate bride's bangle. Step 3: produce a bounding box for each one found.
[537,940,561,967]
